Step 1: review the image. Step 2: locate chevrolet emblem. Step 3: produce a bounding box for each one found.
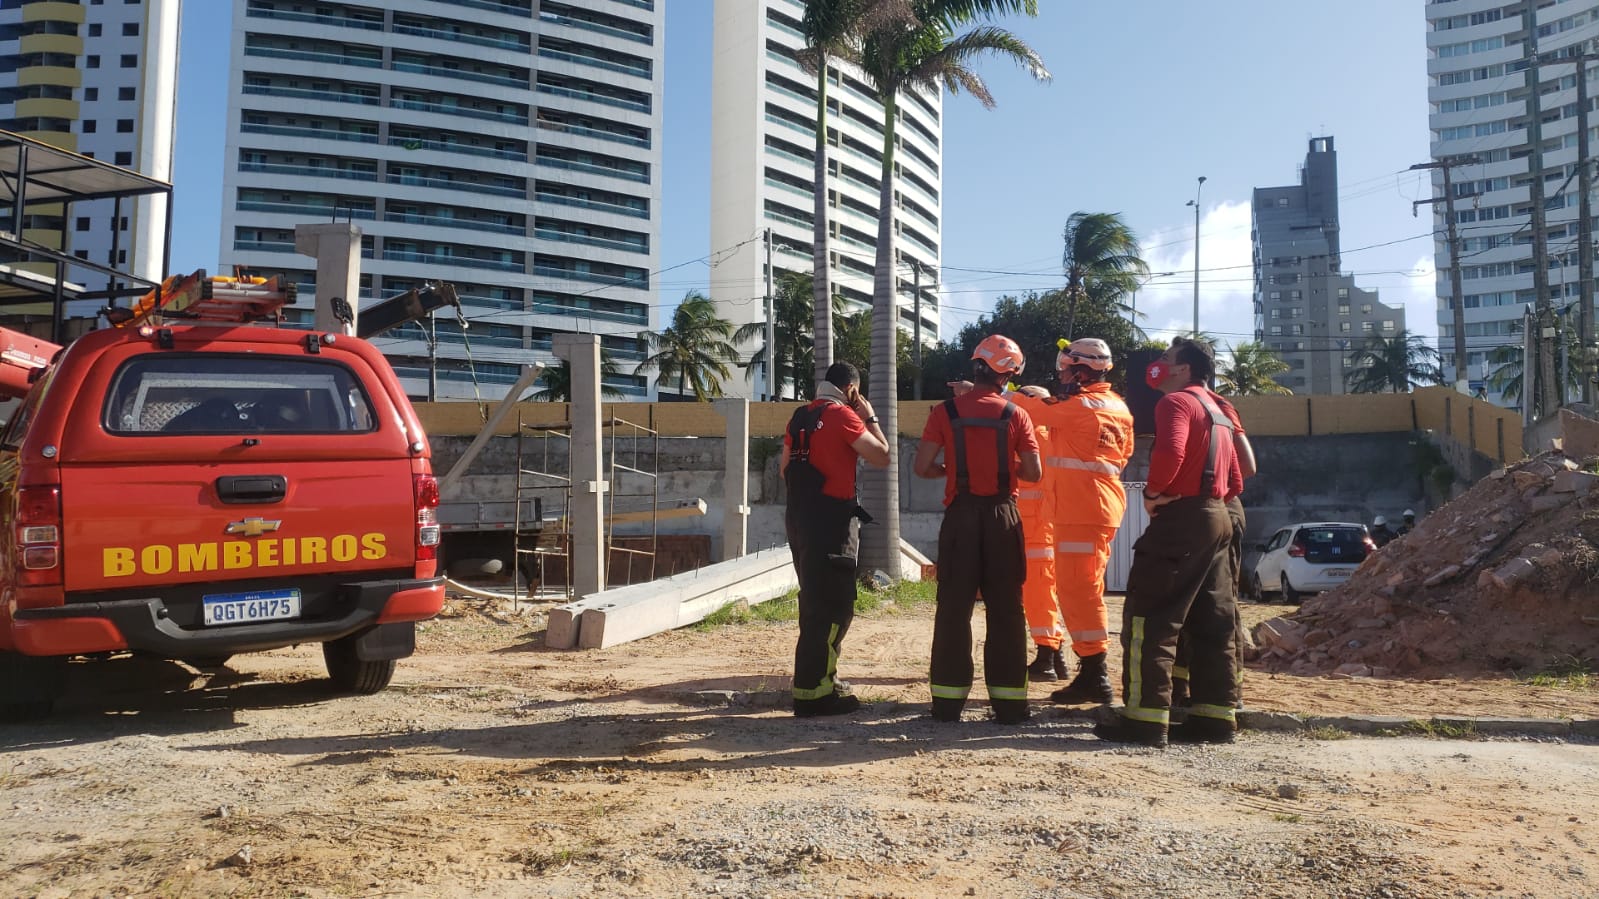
[226,517,282,537]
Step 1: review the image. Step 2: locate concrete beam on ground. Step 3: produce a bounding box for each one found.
[554,333,606,599]
[716,398,751,561]
[293,223,362,336]
[544,541,933,649]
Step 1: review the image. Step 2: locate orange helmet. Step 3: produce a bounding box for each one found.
[972,335,1026,376]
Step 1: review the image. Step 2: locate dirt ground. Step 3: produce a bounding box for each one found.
[3,594,1598,899]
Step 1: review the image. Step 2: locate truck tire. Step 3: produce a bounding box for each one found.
[322,637,396,694]
[0,651,66,720]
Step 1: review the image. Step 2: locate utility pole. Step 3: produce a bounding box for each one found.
[1411,156,1479,395]
[1523,303,1536,428]
[1572,48,1595,403]
[1562,303,1572,405]
[764,227,776,401]
[427,308,438,402]
[1186,176,1206,335]
[1524,0,1557,417]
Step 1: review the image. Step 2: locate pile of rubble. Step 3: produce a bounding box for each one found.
[1252,451,1599,679]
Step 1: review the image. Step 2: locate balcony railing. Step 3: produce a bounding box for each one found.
[532,265,646,288]
[244,46,382,68]
[232,239,297,254]
[534,228,646,253]
[383,249,523,272]
[393,61,526,90]
[540,120,649,149]
[238,161,378,181]
[535,156,648,184]
[530,301,647,325]
[242,84,379,106]
[539,12,650,44]
[537,47,649,80]
[386,211,524,235]
[534,191,648,219]
[390,98,528,125]
[536,82,649,114]
[392,24,528,52]
[385,173,525,198]
[244,7,383,30]
[431,0,533,17]
[240,123,378,143]
[236,201,376,220]
[385,136,527,162]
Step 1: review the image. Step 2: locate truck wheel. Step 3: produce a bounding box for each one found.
[0,651,66,720]
[322,636,396,694]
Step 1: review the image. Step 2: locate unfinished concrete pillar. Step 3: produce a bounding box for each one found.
[716,398,751,561]
[294,223,362,336]
[554,333,606,597]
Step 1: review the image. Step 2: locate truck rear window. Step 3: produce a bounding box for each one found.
[104,355,377,435]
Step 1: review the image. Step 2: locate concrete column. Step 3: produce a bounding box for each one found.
[554,333,606,597]
[293,223,362,336]
[715,398,751,561]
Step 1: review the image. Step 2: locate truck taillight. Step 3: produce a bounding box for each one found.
[17,485,62,585]
[414,474,441,561]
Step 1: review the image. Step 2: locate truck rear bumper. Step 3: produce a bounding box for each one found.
[12,577,444,658]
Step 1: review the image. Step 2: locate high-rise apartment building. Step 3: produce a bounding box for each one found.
[218,0,663,400]
[1424,0,1599,403]
[1253,136,1406,394]
[709,0,941,399]
[0,0,179,298]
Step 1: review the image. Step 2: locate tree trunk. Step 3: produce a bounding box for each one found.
[858,93,902,580]
[811,59,835,389]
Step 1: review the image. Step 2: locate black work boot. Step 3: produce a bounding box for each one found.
[1048,652,1115,705]
[1053,649,1070,680]
[931,697,965,722]
[1170,715,1236,744]
[1026,645,1060,682]
[993,700,1031,725]
[794,692,862,718]
[1092,715,1168,748]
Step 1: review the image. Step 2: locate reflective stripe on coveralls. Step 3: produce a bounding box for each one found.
[1046,456,1123,477]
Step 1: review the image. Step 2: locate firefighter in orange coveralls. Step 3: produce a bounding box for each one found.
[1024,338,1135,705]
[1006,385,1067,682]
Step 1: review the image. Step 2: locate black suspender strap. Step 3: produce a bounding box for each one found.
[1191,390,1235,499]
[944,398,1016,497]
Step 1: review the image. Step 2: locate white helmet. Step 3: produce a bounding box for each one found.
[1373,515,1387,527]
[1403,509,1415,518]
[1057,337,1114,372]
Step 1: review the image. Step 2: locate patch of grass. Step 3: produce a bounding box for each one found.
[692,590,800,631]
[1272,813,1303,824]
[1520,655,1596,690]
[1393,719,1479,739]
[1304,725,1352,741]
[857,578,938,615]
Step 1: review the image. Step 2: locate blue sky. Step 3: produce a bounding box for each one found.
[171,1,1438,351]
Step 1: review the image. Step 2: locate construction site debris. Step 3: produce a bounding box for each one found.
[1252,450,1599,678]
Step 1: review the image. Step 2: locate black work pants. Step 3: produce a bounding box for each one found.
[787,495,860,702]
[930,494,1029,719]
[1121,496,1236,727]
[1174,497,1246,694]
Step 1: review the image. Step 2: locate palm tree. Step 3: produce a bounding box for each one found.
[1484,327,1590,407]
[636,291,741,401]
[799,1,914,388]
[529,356,626,402]
[1216,342,1293,396]
[736,270,816,398]
[1060,212,1148,339]
[855,0,1049,577]
[1344,330,1444,394]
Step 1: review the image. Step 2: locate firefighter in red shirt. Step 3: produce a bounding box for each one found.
[1095,337,1242,748]
[781,362,890,717]
[913,336,1043,724]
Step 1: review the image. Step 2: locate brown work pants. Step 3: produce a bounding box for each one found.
[1120,496,1236,727]
[930,493,1029,720]
[1174,497,1246,695]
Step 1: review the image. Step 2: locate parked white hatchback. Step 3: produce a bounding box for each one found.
[1252,522,1375,603]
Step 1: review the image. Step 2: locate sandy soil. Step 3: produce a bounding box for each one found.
[2,595,1597,898]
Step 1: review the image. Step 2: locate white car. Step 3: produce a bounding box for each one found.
[1251,522,1375,603]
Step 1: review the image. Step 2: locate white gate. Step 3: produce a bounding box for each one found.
[1106,482,1149,593]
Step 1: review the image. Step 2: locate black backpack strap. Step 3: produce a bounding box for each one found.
[786,400,838,461]
[945,398,1014,497]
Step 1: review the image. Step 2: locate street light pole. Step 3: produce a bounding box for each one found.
[1186,175,1207,336]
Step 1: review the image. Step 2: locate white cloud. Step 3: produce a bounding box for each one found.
[1138,200,1256,351]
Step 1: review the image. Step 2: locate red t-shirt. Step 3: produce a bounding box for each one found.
[1206,389,1247,500]
[783,399,868,500]
[921,388,1040,506]
[1147,386,1243,500]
